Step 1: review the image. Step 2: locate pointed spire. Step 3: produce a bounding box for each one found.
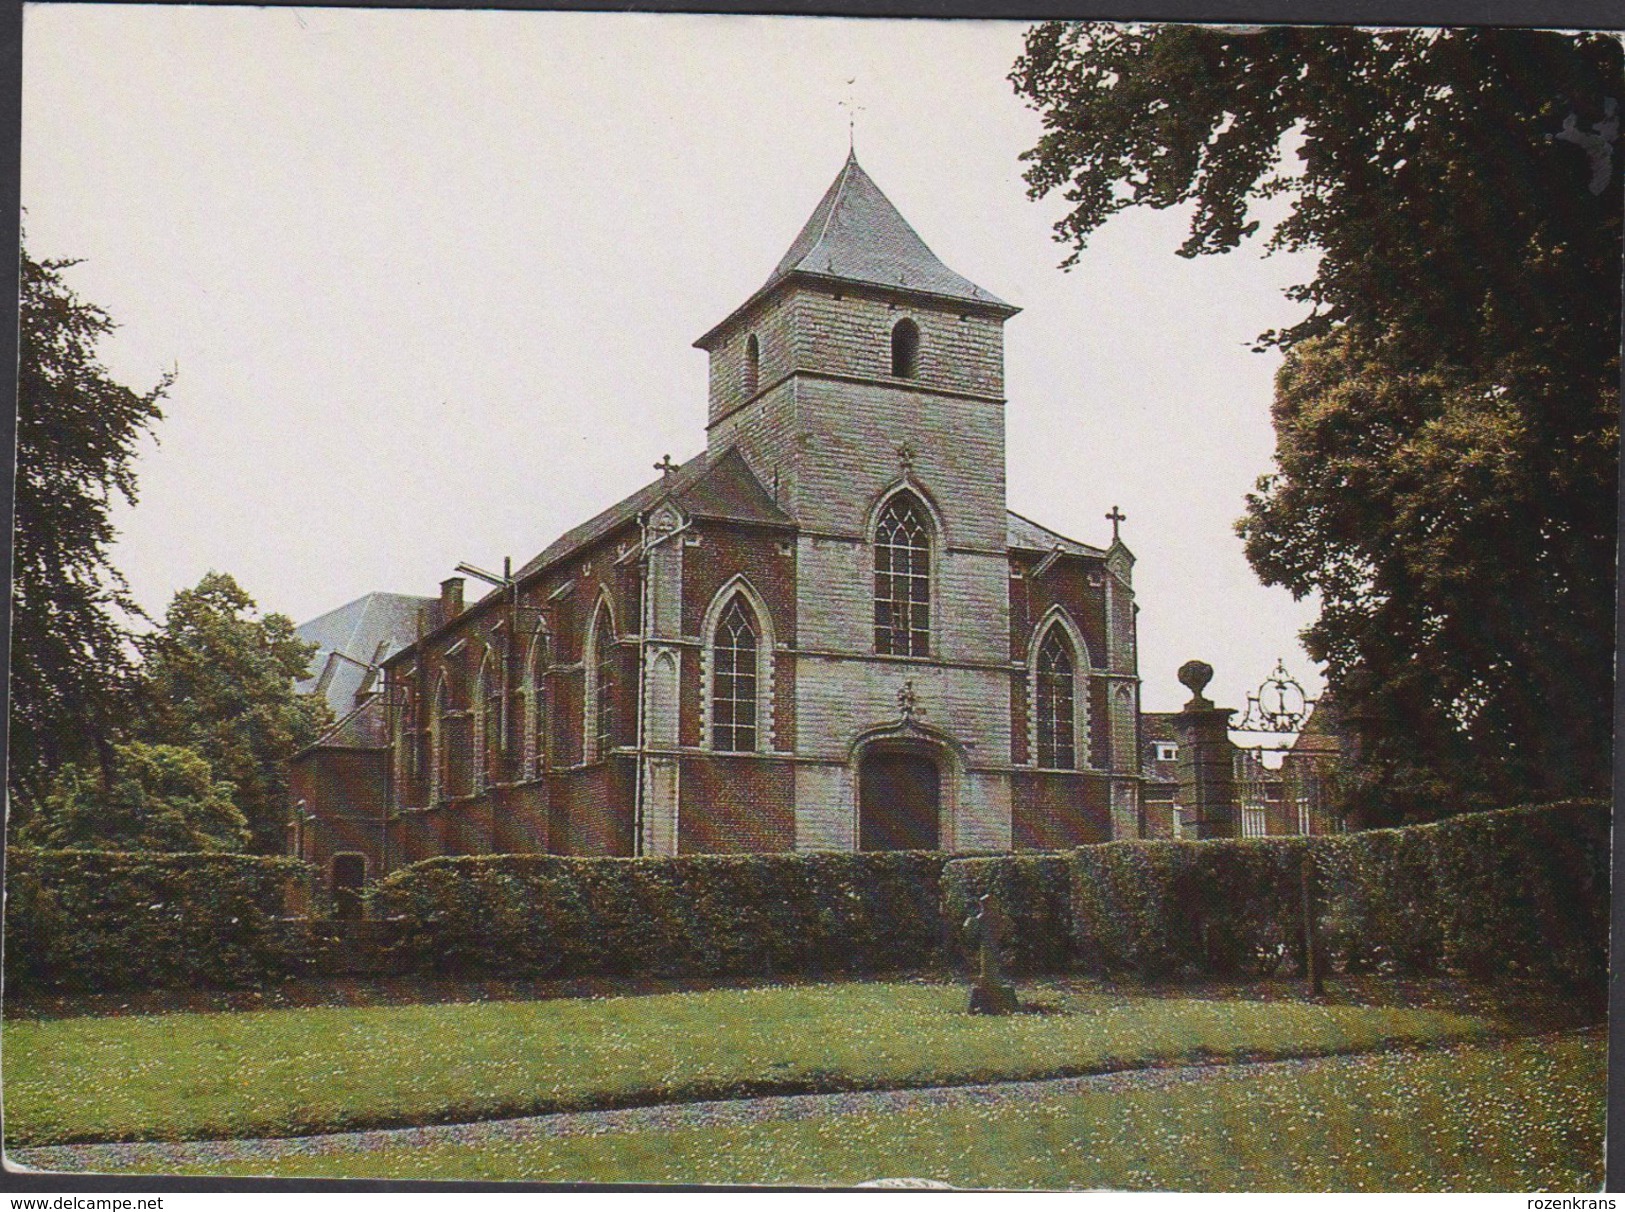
[694,152,1017,351]
[759,153,1011,309]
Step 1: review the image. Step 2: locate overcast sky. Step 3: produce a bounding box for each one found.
[21,4,1327,715]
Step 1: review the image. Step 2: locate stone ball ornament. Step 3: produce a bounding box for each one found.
[1178,659,1215,706]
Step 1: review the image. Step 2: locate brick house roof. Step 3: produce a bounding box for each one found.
[1141,711,1180,742]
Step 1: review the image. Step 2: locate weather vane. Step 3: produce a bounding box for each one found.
[839,78,865,149]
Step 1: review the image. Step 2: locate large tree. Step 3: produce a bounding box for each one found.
[21,740,248,853]
[138,572,330,853]
[10,248,168,814]
[1012,25,1620,822]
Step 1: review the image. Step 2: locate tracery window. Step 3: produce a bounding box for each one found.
[874,493,931,656]
[711,595,759,752]
[1036,627,1077,769]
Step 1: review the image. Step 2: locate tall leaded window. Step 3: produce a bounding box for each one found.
[396,681,420,798]
[875,493,931,656]
[711,595,759,752]
[528,631,549,777]
[1036,627,1076,769]
[478,651,503,788]
[433,676,453,802]
[592,604,617,758]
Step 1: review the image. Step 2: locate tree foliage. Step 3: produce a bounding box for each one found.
[138,572,330,853]
[10,248,168,810]
[21,740,249,853]
[1012,25,1620,821]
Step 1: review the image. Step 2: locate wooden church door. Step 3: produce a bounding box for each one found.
[858,750,941,851]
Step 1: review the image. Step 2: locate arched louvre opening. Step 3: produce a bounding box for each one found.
[1036,627,1077,769]
[890,318,919,378]
[711,595,759,752]
[744,333,761,397]
[875,494,931,656]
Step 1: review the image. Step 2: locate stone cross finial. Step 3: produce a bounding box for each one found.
[897,679,918,720]
[896,442,916,473]
[654,454,678,478]
[1106,505,1127,543]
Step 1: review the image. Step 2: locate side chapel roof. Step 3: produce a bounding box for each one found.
[512,446,793,584]
[1006,510,1108,559]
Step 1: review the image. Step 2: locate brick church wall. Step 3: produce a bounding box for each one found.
[1010,771,1112,849]
[678,755,796,852]
[552,758,636,855]
[490,781,550,854]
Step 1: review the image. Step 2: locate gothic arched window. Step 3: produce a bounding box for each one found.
[433,674,468,803]
[891,318,920,378]
[588,602,617,760]
[711,595,759,752]
[395,680,420,801]
[527,629,549,778]
[475,649,502,790]
[1035,627,1077,769]
[744,333,761,397]
[875,493,931,656]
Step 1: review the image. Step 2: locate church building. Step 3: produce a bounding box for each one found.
[293,153,1144,880]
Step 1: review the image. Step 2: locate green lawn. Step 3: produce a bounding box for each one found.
[4,980,1498,1147]
[42,1031,1608,1190]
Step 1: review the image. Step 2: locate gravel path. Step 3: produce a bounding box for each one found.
[8,1041,1521,1177]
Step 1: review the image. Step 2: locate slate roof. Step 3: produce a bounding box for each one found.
[1006,510,1107,558]
[296,591,434,716]
[770,151,1010,304]
[698,153,1015,347]
[513,446,794,584]
[305,693,389,751]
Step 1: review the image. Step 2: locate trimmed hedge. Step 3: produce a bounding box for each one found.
[6,801,1602,994]
[3,848,312,993]
[368,851,951,978]
[1072,800,1608,990]
[941,855,1072,975]
[1071,837,1312,980]
[1319,799,1609,986]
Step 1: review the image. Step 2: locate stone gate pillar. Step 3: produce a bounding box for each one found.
[1173,660,1238,839]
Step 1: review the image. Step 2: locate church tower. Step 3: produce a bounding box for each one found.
[695,153,1026,851]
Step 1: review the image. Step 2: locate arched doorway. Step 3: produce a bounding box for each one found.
[858,746,941,850]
